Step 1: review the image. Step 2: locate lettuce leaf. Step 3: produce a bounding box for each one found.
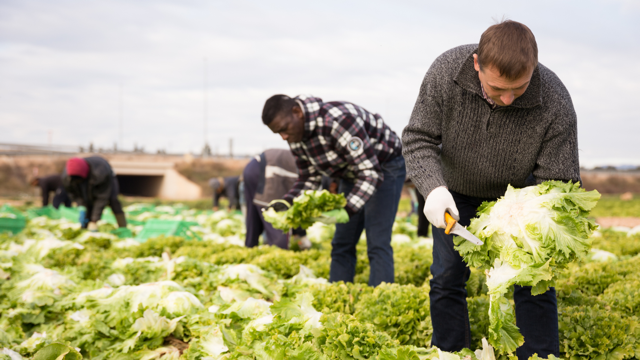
[454,181,600,354]
[264,190,348,231]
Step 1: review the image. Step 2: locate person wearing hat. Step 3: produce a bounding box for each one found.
[61,156,127,231]
[30,174,71,209]
[209,176,240,212]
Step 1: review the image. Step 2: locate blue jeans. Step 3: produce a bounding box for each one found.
[329,156,406,286]
[430,190,559,359]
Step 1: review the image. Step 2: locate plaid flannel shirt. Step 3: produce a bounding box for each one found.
[284,95,402,215]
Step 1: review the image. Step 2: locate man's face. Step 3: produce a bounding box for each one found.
[473,54,534,106]
[267,106,305,143]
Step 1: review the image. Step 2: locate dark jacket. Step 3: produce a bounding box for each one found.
[210,176,241,210]
[38,175,63,206]
[62,156,115,221]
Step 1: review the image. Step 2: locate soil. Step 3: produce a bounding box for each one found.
[595,217,640,228]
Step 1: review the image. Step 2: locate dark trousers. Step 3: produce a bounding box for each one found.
[108,177,124,215]
[82,176,127,229]
[52,187,71,209]
[416,190,430,237]
[430,190,559,359]
[243,158,289,249]
[329,156,406,287]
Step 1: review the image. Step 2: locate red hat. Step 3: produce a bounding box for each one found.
[66,158,89,178]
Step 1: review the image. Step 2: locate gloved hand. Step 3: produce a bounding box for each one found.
[423,186,459,229]
[267,200,290,212]
[296,236,312,250]
[78,208,89,228]
[87,222,98,232]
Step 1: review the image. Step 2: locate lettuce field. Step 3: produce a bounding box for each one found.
[0,199,639,360]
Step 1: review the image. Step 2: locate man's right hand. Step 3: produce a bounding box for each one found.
[423,186,459,229]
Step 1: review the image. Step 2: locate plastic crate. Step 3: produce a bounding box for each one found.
[123,204,156,216]
[26,206,61,220]
[0,204,24,217]
[59,206,81,222]
[101,208,118,225]
[0,205,26,234]
[58,205,118,224]
[0,217,26,235]
[111,227,134,239]
[135,219,201,242]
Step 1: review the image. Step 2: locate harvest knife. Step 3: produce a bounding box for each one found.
[444,212,484,245]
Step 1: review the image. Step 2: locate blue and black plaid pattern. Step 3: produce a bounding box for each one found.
[284,95,402,214]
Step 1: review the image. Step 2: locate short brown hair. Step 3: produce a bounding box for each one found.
[477,20,538,80]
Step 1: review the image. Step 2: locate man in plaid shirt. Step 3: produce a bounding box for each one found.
[261,94,406,286]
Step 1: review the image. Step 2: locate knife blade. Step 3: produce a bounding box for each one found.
[444,212,484,245]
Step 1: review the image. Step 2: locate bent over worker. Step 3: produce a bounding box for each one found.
[243,148,302,249]
[30,174,71,209]
[402,21,580,359]
[61,156,127,231]
[262,94,405,286]
[209,176,240,211]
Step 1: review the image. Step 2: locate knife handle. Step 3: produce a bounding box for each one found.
[444,212,456,235]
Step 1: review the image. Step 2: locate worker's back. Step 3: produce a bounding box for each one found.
[254,149,298,207]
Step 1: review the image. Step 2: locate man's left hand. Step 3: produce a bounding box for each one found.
[87,222,98,232]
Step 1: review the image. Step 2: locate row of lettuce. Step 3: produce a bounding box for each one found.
[0,204,637,359]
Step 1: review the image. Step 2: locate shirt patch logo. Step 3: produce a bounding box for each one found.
[348,137,363,152]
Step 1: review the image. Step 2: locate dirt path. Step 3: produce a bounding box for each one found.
[595,217,640,228]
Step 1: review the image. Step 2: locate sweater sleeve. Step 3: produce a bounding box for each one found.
[401,63,448,198]
[533,86,581,184]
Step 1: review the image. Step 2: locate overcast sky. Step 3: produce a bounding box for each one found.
[1,0,638,167]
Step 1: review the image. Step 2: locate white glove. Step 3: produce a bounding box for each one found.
[297,236,312,250]
[87,222,98,232]
[423,186,460,229]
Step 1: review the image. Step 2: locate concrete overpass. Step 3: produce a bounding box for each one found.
[109,160,202,200]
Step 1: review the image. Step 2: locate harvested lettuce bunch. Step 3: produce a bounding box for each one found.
[263,190,349,231]
[454,181,600,354]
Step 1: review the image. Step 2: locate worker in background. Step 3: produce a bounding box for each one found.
[61,156,127,231]
[406,179,430,237]
[30,174,71,209]
[262,94,405,287]
[243,148,309,249]
[209,176,240,211]
[402,20,579,359]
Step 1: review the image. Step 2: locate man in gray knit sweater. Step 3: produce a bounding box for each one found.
[402,21,580,359]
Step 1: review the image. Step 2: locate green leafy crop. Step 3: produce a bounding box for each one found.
[263,190,349,231]
[454,181,601,354]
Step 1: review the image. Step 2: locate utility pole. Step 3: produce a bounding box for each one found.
[119,83,123,151]
[203,57,209,156]
[229,138,233,158]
